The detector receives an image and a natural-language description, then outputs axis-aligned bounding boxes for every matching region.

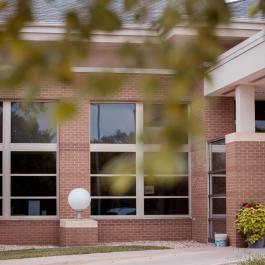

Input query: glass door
[208,139,226,241]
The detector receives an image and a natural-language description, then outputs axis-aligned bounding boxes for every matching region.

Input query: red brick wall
[98,219,192,242]
[59,227,98,246]
[0,220,59,245]
[226,141,265,247]
[191,96,235,243]
[0,76,236,245]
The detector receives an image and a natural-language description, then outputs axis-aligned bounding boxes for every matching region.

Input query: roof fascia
[14,19,265,43]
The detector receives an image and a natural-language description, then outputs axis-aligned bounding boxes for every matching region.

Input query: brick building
[0,0,264,247]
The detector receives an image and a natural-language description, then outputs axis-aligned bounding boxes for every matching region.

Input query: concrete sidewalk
[0,247,264,265]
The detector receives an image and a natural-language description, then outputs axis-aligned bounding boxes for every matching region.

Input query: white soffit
[204,28,265,96]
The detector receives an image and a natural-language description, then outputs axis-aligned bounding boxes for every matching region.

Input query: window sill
[0,216,59,221]
[91,215,192,220]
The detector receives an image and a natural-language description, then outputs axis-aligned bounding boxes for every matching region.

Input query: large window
[0,102,57,217]
[90,103,189,217]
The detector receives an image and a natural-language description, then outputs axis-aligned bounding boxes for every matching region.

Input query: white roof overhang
[204,28,265,96]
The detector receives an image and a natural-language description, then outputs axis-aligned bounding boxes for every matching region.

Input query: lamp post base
[59,219,98,246]
[76,210,83,219]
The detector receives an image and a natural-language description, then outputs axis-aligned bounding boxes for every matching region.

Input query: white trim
[91,144,136,152]
[226,132,265,143]
[72,67,174,75]
[136,103,144,217]
[16,20,265,43]
[91,215,191,220]
[205,29,265,96]
[0,216,59,220]
[211,145,226,153]
[10,143,57,151]
[91,174,135,177]
[2,102,10,217]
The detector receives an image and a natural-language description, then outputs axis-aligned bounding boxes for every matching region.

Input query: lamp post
[68,188,91,219]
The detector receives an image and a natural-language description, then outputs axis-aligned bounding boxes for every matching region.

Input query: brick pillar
[191,140,208,242]
[226,133,265,247]
[59,99,90,219]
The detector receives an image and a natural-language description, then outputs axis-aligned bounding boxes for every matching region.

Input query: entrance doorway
[208,139,226,242]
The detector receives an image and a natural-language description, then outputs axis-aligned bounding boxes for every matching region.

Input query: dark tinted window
[0,103,2,142]
[212,198,226,215]
[0,176,2,197]
[91,152,135,174]
[11,152,56,174]
[91,176,136,196]
[11,176,56,196]
[144,198,189,215]
[211,153,226,173]
[0,152,2,174]
[144,176,188,196]
[143,104,188,144]
[91,104,136,144]
[256,101,265,132]
[0,199,2,215]
[91,199,136,215]
[212,177,226,195]
[11,199,56,216]
[11,102,56,143]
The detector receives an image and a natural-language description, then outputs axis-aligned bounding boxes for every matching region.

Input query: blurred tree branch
[0,0,264,165]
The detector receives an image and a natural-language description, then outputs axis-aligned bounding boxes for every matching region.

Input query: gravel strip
[0,240,215,251]
[0,245,57,251]
[100,240,215,249]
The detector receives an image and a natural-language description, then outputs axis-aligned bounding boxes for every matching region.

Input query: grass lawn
[0,245,169,260]
[240,257,265,265]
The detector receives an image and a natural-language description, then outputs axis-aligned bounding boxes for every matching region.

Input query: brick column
[59,99,90,219]
[226,133,265,247]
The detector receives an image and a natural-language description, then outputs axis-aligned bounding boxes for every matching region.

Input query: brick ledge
[226,132,265,143]
[60,219,98,228]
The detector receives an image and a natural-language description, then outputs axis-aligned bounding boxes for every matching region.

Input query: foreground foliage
[0,245,168,260]
[0,0,264,172]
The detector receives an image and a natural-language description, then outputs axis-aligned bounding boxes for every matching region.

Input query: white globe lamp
[68,188,91,219]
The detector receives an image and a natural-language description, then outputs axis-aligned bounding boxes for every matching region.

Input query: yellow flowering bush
[236,202,265,244]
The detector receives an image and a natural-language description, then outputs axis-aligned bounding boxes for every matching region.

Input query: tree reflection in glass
[11,102,56,143]
[91,103,136,144]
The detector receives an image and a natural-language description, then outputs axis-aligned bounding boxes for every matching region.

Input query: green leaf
[52,101,77,123]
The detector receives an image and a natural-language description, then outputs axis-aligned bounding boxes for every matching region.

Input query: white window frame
[90,102,191,219]
[0,101,58,220]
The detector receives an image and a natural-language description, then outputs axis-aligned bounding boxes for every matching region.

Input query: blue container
[215,234,228,247]
[248,238,265,248]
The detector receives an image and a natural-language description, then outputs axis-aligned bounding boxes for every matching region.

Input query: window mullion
[3,102,11,217]
[136,103,144,217]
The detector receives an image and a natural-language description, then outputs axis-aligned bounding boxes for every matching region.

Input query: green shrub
[236,202,265,244]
